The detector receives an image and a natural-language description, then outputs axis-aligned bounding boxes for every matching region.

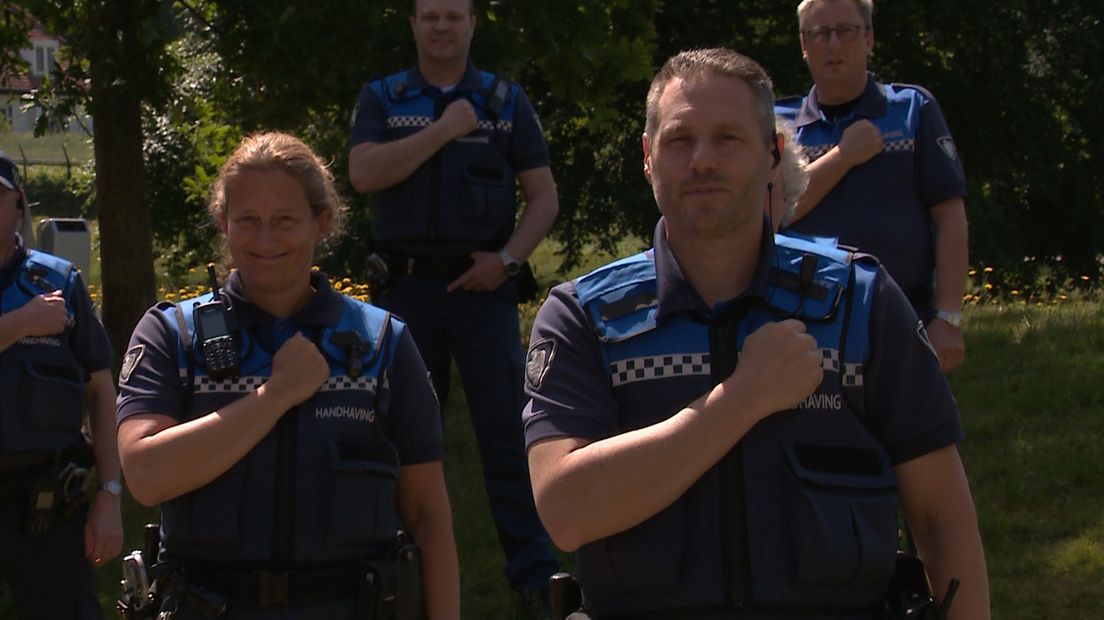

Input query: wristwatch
[98,479,123,497]
[497,248,521,277]
[933,309,964,328]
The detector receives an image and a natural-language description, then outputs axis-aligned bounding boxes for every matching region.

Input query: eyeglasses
[803,24,866,46]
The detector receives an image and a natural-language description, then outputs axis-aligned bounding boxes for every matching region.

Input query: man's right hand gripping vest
[0,250,85,454]
[368,71,520,250]
[572,234,899,615]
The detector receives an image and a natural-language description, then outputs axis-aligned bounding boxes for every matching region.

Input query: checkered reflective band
[609,348,861,388]
[193,375,379,394]
[610,353,710,387]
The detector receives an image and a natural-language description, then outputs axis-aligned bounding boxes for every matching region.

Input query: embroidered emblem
[119,345,145,384]
[937,136,957,160]
[525,339,556,391]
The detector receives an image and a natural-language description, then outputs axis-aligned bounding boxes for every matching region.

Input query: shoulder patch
[937,136,957,161]
[119,344,145,385]
[349,101,360,128]
[525,339,556,391]
[915,320,939,360]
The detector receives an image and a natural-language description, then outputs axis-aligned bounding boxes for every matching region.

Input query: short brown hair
[645,48,776,148]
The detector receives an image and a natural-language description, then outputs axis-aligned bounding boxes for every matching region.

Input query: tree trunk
[87,0,156,366]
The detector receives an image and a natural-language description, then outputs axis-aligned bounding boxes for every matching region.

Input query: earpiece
[770,131,781,168]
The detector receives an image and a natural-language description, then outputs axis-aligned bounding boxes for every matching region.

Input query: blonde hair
[209,132,347,241]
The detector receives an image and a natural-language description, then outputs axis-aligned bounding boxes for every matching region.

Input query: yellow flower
[984,283,993,290]
[983,266,994,273]
[967,269,977,276]
[1011,289,1020,296]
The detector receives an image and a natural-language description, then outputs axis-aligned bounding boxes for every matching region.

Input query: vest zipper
[710,307,751,606]
[272,406,299,564]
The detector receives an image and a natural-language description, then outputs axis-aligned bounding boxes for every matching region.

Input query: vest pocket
[169,460,246,549]
[324,441,399,548]
[786,444,898,593]
[460,162,514,232]
[19,358,85,433]
[577,499,685,597]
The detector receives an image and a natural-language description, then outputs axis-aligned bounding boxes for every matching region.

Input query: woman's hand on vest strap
[728,319,823,420]
[264,333,330,408]
[15,292,69,337]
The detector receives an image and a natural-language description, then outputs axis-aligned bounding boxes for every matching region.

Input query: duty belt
[192,565,363,608]
[383,253,473,281]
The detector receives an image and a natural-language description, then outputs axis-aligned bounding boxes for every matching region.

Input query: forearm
[86,370,121,481]
[790,147,853,224]
[413,512,460,619]
[398,463,460,619]
[918,519,990,620]
[119,385,295,505]
[898,446,990,620]
[531,382,761,551]
[931,198,969,312]
[349,126,452,193]
[507,183,560,260]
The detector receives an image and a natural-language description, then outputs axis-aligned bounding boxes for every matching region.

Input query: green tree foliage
[4,1,1102,307]
[0,0,178,359]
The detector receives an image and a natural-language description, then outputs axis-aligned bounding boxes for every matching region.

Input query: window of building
[32,42,58,77]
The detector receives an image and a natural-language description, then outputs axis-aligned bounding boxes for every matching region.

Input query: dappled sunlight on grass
[1050,519,1104,575]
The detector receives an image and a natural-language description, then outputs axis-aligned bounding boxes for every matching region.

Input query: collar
[407,60,484,93]
[794,72,887,126]
[653,216,776,320]
[222,270,344,330]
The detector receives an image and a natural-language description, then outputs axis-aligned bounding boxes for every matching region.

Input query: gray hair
[797,0,874,30]
[775,121,808,227]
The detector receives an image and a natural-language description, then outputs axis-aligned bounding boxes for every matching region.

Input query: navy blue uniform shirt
[776,73,966,294]
[1,238,112,379]
[522,219,962,613]
[117,271,442,466]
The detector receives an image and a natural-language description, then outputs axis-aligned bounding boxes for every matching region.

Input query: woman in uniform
[117,132,460,619]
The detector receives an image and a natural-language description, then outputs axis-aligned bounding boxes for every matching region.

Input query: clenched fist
[729,319,823,420]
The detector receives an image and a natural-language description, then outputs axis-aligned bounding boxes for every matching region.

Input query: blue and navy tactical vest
[0,250,86,454]
[572,235,898,616]
[156,293,405,566]
[367,70,521,254]
[775,78,953,293]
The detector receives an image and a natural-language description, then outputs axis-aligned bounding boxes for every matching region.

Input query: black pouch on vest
[24,474,59,537]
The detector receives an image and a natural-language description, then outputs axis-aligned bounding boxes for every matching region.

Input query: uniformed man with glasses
[776,0,971,375]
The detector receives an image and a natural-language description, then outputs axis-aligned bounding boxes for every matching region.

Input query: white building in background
[1,22,92,136]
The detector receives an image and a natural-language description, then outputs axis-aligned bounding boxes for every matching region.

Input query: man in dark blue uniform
[348,0,560,611]
[0,152,123,618]
[775,0,970,374]
[523,48,989,619]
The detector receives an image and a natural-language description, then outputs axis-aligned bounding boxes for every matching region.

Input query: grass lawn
[951,301,1104,618]
[0,130,93,164]
[7,231,1093,618]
